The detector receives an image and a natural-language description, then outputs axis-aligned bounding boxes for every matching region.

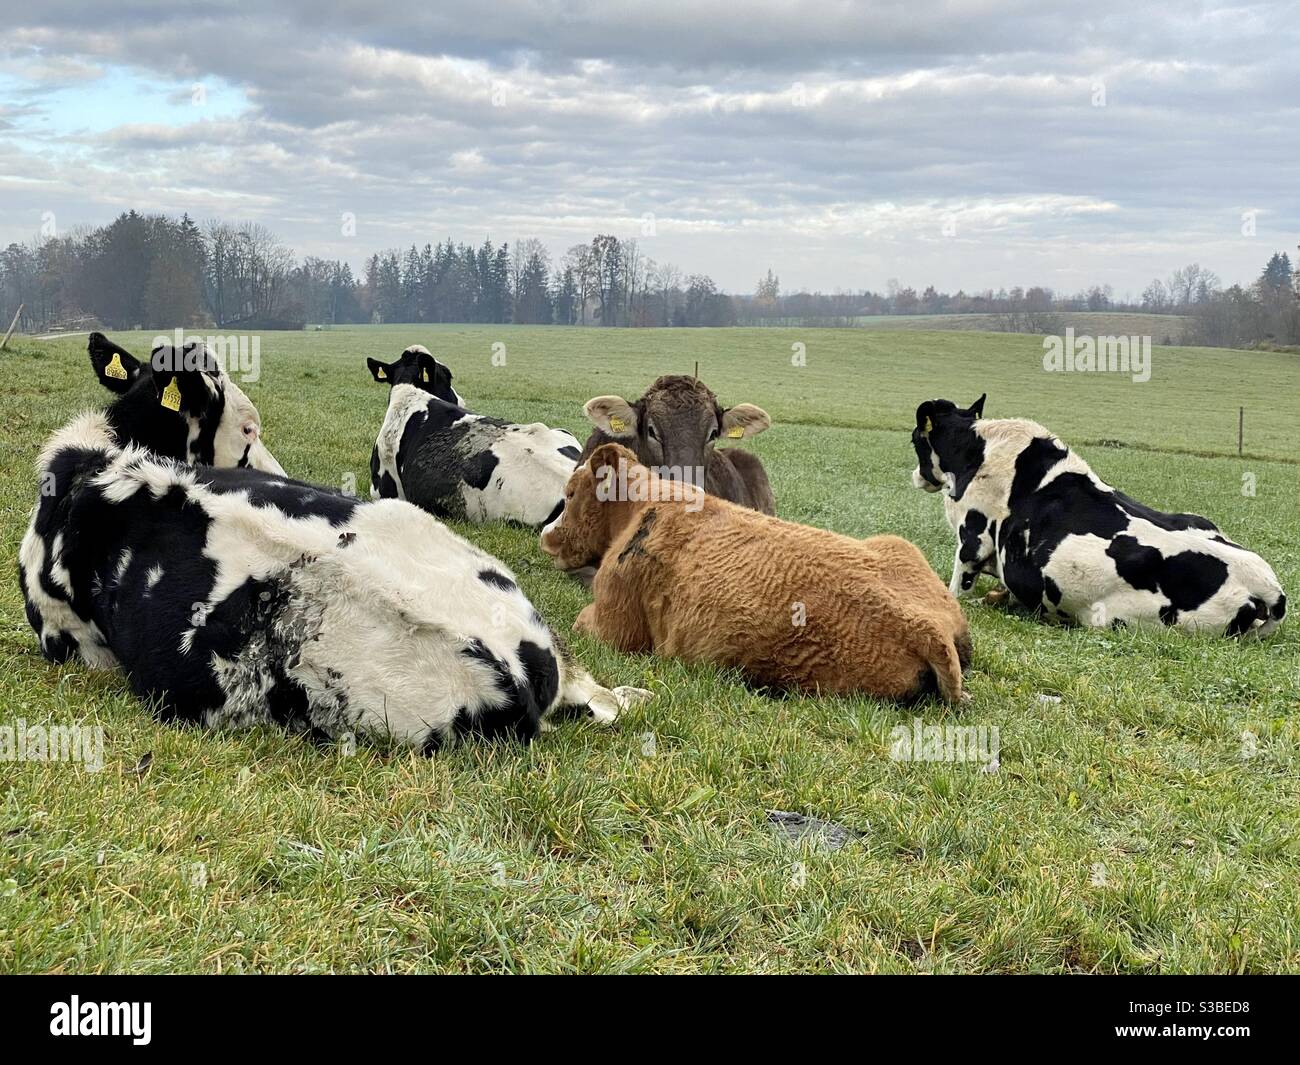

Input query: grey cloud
[1,2,1297,294]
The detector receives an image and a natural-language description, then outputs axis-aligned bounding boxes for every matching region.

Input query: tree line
[2,211,1295,350]
[0,212,735,333]
[737,257,1300,348]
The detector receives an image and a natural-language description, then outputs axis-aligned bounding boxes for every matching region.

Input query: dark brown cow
[579,375,775,514]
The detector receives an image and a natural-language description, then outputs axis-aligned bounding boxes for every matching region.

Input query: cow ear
[916,401,937,434]
[966,393,986,419]
[367,357,393,383]
[588,442,633,474]
[88,333,141,394]
[584,396,638,438]
[149,344,216,417]
[720,403,770,440]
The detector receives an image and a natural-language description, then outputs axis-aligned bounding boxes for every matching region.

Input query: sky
[2,1,1297,297]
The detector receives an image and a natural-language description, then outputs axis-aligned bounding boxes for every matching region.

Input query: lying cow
[911,395,1286,636]
[368,345,581,526]
[541,443,971,703]
[19,337,649,748]
[580,375,776,514]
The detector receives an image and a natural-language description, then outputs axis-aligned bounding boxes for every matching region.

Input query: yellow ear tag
[421,368,429,382]
[105,353,129,380]
[727,425,745,439]
[609,416,627,433]
[924,416,934,433]
[160,377,182,412]
[376,366,386,380]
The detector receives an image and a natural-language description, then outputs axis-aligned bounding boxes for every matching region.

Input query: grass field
[2,324,1298,973]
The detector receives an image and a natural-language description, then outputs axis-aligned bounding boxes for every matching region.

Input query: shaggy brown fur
[541,444,972,703]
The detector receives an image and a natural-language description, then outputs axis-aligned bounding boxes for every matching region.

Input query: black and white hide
[910,396,1286,636]
[19,341,649,748]
[367,346,581,526]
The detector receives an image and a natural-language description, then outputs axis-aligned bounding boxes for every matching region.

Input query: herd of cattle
[17,334,1287,751]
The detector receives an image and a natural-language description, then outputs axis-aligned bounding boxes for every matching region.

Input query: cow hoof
[585,690,621,725]
[983,586,1010,606]
[612,685,654,708]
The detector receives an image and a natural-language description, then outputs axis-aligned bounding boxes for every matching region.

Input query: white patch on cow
[113,548,134,582]
[145,564,165,591]
[458,423,578,525]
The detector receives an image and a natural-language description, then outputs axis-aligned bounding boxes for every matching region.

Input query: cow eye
[708,426,719,441]
[646,424,658,441]
[242,420,259,440]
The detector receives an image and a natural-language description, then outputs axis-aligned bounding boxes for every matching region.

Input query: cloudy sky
[2,1,1296,296]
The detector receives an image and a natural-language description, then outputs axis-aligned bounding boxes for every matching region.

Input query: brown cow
[580,375,775,514]
[541,443,972,703]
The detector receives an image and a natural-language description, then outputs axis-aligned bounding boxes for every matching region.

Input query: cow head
[89,332,284,474]
[540,442,643,572]
[367,345,463,407]
[911,393,986,494]
[583,375,769,485]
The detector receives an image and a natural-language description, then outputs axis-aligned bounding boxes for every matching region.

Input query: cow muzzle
[912,467,942,493]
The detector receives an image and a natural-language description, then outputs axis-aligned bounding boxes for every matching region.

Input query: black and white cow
[367,345,581,526]
[910,395,1286,636]
[19,338,650,748]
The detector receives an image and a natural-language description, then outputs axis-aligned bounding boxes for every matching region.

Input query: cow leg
[949,546,973,597]
[577,567,654,653]
[555,666,653,725]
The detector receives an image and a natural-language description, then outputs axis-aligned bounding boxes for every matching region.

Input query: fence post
[0,303,22,350]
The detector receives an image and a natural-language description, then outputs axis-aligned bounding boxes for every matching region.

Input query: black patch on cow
[516,640,559,715]
[191,467,359,526]
[542,499,564,528]
[1114,490,1218,533]
[378,471,398,498]
[1226,598,1268,637]
[1106,535,1162,593]
[1043,575,1063,607]
[478,568,516,591]
[1272,594,1287,620]
[958,509,988,563]
[463,449,499,491]
[453,639,541,744]
[617,508,658,564]
[557,444,581,462]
